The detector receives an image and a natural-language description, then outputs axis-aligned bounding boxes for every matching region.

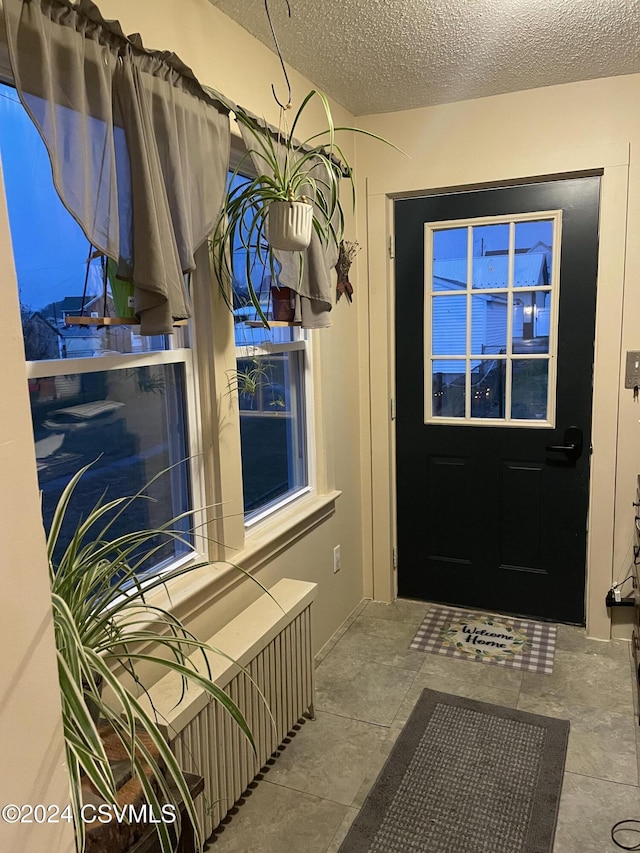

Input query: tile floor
[208,598,640,852]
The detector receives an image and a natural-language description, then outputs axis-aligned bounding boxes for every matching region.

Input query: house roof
[58,296,85,312]
[433,253,548,290]
[26,311,63,337]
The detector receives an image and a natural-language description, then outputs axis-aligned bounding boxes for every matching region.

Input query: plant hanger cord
[276,103,293,197]
[265,0,292,110]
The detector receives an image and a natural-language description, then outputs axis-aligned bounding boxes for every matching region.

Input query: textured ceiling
[209,0,640,115]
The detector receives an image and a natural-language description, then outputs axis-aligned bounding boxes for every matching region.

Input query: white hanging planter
[267,200,313,251]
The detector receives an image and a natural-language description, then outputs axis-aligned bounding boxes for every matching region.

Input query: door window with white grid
[426,213,561,426]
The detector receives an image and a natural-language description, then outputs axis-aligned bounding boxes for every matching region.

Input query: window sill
[240,489,341,568]
[245,485,312,528]
[142,489,342,625]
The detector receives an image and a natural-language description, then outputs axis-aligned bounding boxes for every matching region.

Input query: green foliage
[50,463,270,853]
[227,356,285,409]
[210,89,398,327]
[229,357,274,397]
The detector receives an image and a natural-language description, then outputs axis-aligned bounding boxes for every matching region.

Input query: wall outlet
[333,545,341,574]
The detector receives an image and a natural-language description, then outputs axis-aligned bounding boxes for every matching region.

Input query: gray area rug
[339,689,569,853]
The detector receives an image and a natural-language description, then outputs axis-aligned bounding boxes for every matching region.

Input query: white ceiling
[209,0,640,116]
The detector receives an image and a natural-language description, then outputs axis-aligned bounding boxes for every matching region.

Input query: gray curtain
[239,123,339,329]
[3,0,230,334]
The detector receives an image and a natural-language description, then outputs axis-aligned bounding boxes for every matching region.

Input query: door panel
[428,455,472,563]
[395,177,600,623]
[500,461,545,571]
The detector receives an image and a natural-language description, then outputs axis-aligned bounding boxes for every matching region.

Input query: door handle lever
[545,426,583,461]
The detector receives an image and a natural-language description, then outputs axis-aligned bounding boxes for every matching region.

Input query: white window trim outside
[235,332,315,529]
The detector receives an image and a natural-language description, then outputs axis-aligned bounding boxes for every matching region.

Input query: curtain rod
[204,85,350,178]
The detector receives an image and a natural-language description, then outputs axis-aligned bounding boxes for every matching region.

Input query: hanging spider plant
[50,462,272,853]
[210,89,398,327]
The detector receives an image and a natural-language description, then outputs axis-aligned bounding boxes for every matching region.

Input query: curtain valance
[3,0,231,334]
[2,0,341,333]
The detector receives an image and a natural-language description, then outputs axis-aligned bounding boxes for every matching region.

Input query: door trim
[363,148,629,638]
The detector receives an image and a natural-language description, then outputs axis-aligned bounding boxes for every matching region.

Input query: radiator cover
[141,578,317,839]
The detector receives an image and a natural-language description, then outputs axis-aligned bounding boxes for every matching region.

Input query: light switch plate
[625,351,640,388]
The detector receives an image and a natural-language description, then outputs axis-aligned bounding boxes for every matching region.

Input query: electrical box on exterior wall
[625,351,640,389]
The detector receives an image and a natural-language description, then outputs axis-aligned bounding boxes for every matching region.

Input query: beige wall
[0,159,75,849]
[5,5,638,839]
[0,0,368,839]
[102,0,363,653]
[93,0,365,655]
[355,75,640,638]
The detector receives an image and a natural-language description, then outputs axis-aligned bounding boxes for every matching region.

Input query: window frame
[226,139,316,528]
[424,210,562,428]
[3,62,337,609]
[0,72,209,577]
[23,342,209,574]
[238,337,313,528]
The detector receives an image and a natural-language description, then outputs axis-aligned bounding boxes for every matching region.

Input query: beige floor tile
[554,773,640,852]
[314,651,416,726]
[261,711,391,806]
[520,649,634,715]
[207,781,347,853]
[418,649,524,691]
[362,597,431,627]
[393,673,520,726]
[331,615,427,670]
[556,624,631,661]
[316,600,368,665]
[350,726,401,808]
[325,807,359,853]
[518,694,638,785]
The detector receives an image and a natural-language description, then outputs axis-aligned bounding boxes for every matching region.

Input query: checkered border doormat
[410,605,557,675]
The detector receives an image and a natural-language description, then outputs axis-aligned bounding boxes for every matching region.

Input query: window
[426,214,560,426]
[236,333,309,519]
[0,82,196,572]
[1,75,318,579]
[228,171,310,520]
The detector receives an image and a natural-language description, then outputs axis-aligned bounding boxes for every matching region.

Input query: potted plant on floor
[210,89,398,327]
[50,462,269,853]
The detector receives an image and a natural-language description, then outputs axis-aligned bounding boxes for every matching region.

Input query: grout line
[296,707,393,731]
[260,774,354,807]
[315,598,370,665]
[324,807,359,853]
[311,707,397,727]
[563,770,640,791]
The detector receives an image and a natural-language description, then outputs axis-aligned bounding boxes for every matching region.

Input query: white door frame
[362,144,629,639]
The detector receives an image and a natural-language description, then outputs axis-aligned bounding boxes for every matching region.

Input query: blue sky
[0,82,95,315]
[434,220,553,262]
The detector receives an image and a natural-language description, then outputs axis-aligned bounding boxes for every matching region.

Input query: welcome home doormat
[410,605,557,675]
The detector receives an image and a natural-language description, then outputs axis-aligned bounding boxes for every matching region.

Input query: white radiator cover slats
[141,578,317,840]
